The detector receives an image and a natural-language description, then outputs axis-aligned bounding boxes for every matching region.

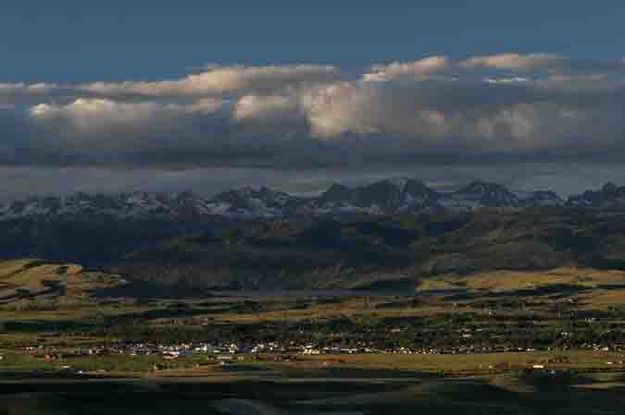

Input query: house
[162,351,180,360]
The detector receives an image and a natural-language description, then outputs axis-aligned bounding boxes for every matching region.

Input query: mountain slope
[114,208,625,290]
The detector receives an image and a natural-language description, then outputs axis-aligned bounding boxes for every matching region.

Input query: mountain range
[1,179,624,221]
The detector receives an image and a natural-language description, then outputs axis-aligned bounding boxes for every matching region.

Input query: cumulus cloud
[362,56,450,82]
[460,53,563,71]
[301,82,368,138]
[233,95,299,121]
[295,70,625,163]
[81,64,340,98]
[0,54,624,168]
[29,98,219,136]
[23,98,229,165]
[0,82,58,96]
[299,81,608,152]
[183,98,224,114]
[0,83,61,109]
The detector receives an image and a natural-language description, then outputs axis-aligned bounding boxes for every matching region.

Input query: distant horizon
[3,162,625,203]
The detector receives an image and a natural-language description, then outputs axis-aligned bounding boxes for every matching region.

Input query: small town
[18,338,625,368]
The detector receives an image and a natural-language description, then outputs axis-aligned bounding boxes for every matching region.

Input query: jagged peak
[457,181,511,194]
[4,179,625,220]
[321,183,354,198]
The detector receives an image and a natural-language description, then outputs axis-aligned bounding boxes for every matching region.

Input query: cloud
[180,98,224,114]
[233,95,299,121]
[0,82,62,109]
[297,78,625,160]
[80,64,340,98]
[460,53,563,71]
[362,56,450,82]
[23,98,230,165]
[0,82,58,96]
[0,55,624,168]
[29,98,216,136]
[483,77,531,85]
[301,82,367,138]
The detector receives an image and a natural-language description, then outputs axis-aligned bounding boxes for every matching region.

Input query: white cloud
[483,77,531,84]
[301,82,456,140]
[81,64,340,98]
[362,56,450,82]
[31,98,174,130]
[460,53,563,71]
[301,82,372,138]
[0,82,58,96]
[29,98,222,140]
[233,94,298,121]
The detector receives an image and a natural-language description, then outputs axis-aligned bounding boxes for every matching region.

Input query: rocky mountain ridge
[2,179,624,221]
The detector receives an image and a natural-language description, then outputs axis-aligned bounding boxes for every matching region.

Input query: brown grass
[418,267,625,293]
[0,258,121,305]
[288,350,625,374]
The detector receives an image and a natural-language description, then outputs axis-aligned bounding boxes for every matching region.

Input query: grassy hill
[418,267,625,293]
[0,258,123,306]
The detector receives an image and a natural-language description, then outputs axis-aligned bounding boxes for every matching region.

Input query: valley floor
[5,259,625,413]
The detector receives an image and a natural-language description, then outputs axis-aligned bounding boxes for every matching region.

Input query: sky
[2,0,625,199]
